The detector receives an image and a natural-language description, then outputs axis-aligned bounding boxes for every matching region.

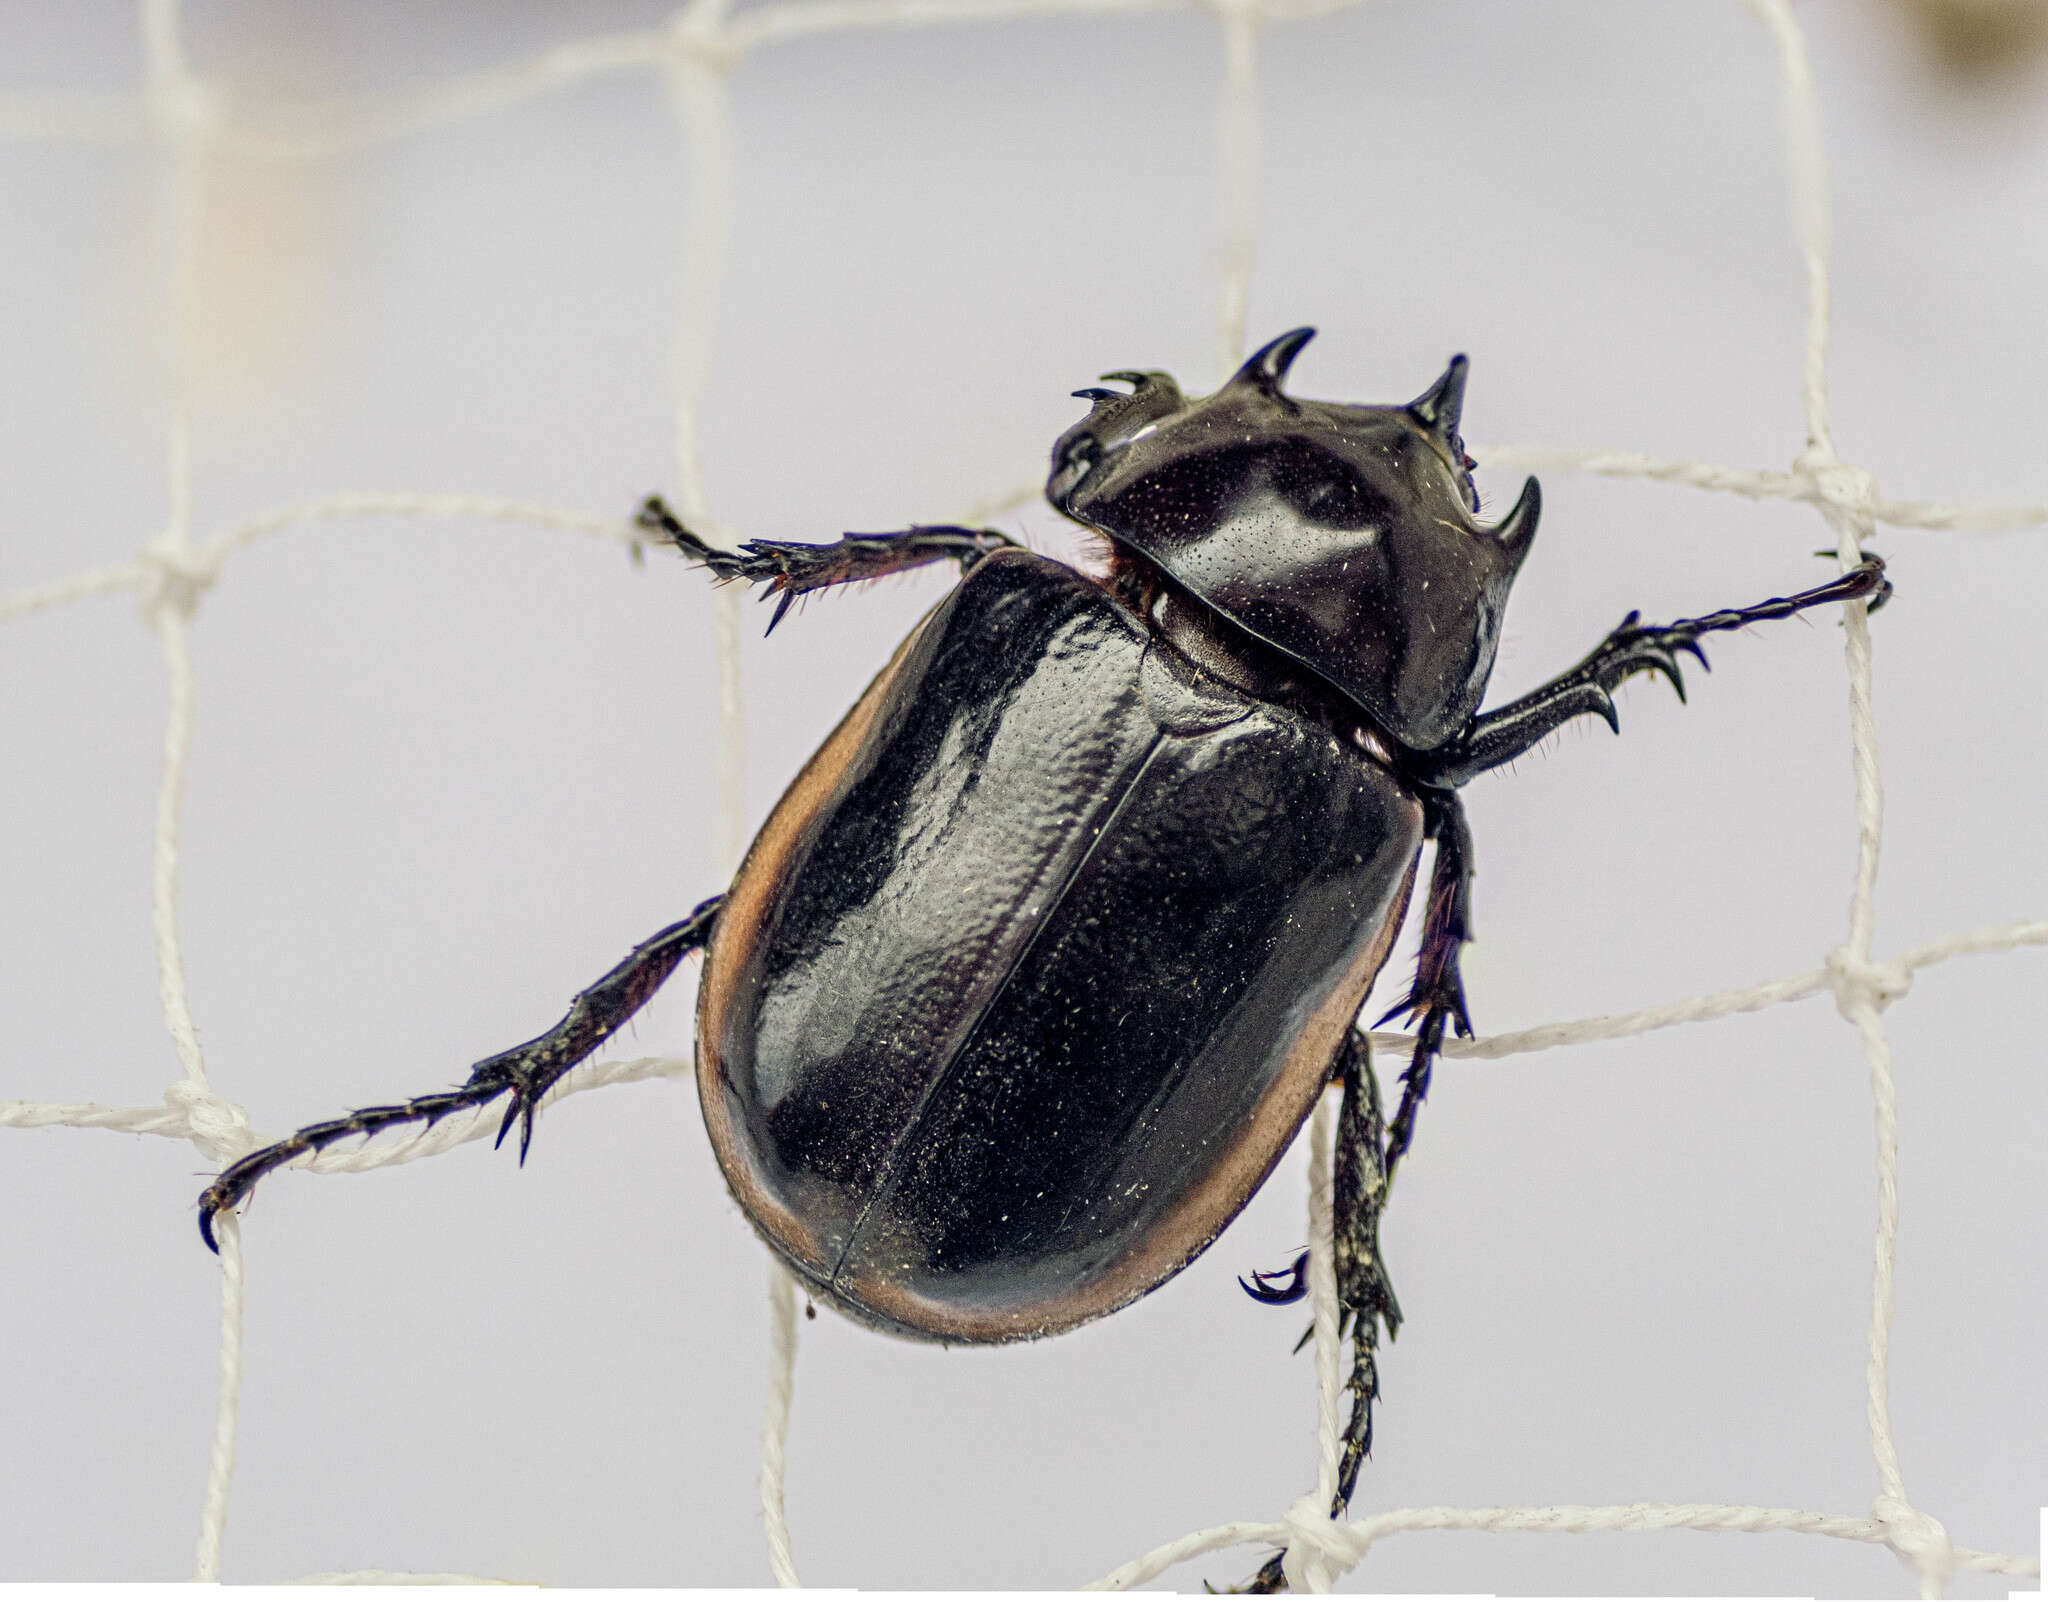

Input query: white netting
[3,0,2043,1591]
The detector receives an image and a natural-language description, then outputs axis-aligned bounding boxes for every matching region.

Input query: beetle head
[1048,327,1540,751]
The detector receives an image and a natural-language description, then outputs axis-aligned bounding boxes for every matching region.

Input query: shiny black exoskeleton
[196,329,1888,1592]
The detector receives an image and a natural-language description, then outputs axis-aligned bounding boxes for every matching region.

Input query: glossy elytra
[198,329,1888,1592]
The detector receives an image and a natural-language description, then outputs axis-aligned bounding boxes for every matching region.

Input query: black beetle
[197,328,1886,1591]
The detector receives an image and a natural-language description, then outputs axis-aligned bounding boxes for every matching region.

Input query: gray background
[2,0,2044,1592]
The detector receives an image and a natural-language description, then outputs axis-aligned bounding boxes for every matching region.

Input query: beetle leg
[1376,789,1475,1186]
[1236,1033,1402,1595]
[636,495,1020,633]
[196,895,722,1251]
[1418,555,1889,787]
[1330,1030,1402,1503]
[1238,1250,1310,1305]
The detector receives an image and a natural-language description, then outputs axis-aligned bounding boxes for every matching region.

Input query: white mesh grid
[2,0,2043,1591]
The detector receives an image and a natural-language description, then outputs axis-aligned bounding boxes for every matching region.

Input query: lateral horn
[1408,354,1470,442]
[1490,476,1541,560]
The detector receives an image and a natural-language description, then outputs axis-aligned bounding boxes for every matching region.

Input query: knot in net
[164,1080,255,1166]
[1870,1493,1957,1596]
[1791,447,1882,562]
[137,536,223,624]
[1278,1491,1355,1594]
[1825,945,1914,1018]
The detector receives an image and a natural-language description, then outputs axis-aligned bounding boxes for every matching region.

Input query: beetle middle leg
[636,495,1019,631]
[1377,788,1475,1185]
[1238,1031,1403,1595]
[196,894,722,1250]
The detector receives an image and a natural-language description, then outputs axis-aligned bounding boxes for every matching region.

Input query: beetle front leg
[636,495,1019,632]
[196,894,722,1250]
[1419,555,1889,787]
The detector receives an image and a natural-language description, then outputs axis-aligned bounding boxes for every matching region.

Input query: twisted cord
[761,1266,803,1587]
[1086,1499,2040,1592]
[1,1100,189,1136]
[131,1,244,1576]
[1212,0,1261,381]
[0,561,151,621]
[1469,444,2048,534]
[645,0,807,1580]
[1742,5,1934,1588]
[194,1216,244,1584]
[1275,1096,1345,1594]
[1,1054,685,1157]
[200,491,620,564]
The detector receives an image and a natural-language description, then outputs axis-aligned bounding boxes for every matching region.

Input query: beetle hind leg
[467,893,722,1162]
[196,894,722,1250]
[1234,1033,1402,1595]
[1330,1032,1402,1507]
[1238,1251,1311,1305]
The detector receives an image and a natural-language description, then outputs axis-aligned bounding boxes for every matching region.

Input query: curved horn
[1408,354,1470,442]
[1071,387,1122,402]
[1490,476,1540,562]
[1225,327,1316,396]
[1100,369,1185,405]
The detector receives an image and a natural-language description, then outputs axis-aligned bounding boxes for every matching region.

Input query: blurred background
[2,0,2044,1591]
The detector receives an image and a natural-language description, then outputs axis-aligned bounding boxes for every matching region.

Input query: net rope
[1,0,2042,1590]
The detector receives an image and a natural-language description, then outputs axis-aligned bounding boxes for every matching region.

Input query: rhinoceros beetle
[197,329,1887,1591]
